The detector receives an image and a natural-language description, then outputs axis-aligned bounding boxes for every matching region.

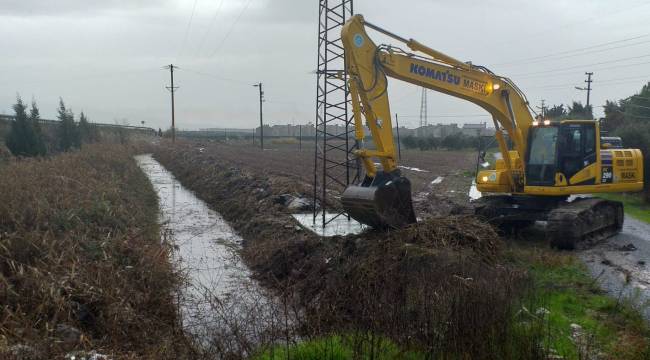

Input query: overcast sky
[2,0,649,130]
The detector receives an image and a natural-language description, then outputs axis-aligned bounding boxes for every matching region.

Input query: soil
[151,140,532,357]
[170,140,477,216]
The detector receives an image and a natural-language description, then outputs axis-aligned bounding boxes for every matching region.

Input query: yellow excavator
[340,15,644,249]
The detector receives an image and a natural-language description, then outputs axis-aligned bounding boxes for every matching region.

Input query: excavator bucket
[342,171,417,229]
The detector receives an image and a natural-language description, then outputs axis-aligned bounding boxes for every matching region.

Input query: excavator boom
[341,14,533,228]
[340,15,644,246]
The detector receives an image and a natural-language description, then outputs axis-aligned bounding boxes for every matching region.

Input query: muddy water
[293,212,367,237]
[135,154,265,341]
[579,217,650,320]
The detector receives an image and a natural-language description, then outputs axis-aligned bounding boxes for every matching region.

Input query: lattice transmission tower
[312,0,359,227]
[419,88,428,127]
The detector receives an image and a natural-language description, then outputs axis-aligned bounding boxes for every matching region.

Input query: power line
[499,39,650,68]
[489,1,650,49]
[630,94,650,101]
[526,74,650,90]
[208,0,254,59]
[514,60,650,80]
[194,0,225,57]
[176,0,200,60]
[18,68,160,85]
[625,103,650,110]
[621,112,650,119]
[179,67,251,85]
[511,53,650,77]
[493,33,650,67]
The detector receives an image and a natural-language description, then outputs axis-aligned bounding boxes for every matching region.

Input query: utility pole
[536,99,546,118]
[576,72,594,108]
[299,124,302,151]
[253,82,264,149]
[395,113,402,160]
[163,64,179,143]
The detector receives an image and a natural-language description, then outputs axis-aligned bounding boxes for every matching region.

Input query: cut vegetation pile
[154,142,544,358]
[0,144,190,359]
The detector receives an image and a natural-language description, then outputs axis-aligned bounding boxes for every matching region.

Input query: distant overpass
[0,114,156,133]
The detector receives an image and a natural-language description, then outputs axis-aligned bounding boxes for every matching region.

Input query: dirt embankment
[154,141,544,358]
[0,144,191,359]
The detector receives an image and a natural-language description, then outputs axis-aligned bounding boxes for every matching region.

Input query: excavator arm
[341,14,537,228]
[343,14,537,189]
[341,15,644,250]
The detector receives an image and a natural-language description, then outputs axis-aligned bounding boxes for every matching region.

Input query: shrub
[0,144,189,358]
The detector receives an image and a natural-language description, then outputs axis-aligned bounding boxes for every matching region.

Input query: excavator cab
[525,121,597,186]
[480,121,602,190]
[342,169,416,229]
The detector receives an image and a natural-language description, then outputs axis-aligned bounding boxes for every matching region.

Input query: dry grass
[0,144,192,359]
[154,141,546,359]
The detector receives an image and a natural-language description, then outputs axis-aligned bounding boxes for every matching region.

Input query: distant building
[458,123,495,137]
[251,121,494,139]
[255,123,317,137]
[461,123,486,137]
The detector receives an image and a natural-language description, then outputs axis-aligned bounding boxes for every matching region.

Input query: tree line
[401,132,483,151]
[5,95,99,157]
[600,82,650,202]
[543,101,594,120]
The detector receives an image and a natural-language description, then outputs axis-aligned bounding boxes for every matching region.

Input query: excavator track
[546,198,624,250]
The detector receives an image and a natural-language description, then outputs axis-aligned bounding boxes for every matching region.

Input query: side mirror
[602,143,612,149]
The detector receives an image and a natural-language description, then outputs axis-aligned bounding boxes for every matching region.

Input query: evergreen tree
[78,111,99,143]
[5,95,42,157]
[601,100,625,132]
[545,104,566,119]
[57,98,81,151]
[29,100,47,155]
[622,82,650,121]
[568,101,593,119]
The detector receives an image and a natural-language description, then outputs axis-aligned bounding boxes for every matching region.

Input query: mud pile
[154,142,538,358]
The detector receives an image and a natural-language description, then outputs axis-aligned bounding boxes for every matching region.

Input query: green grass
[255,246,650,360]
[254,335,424,360]
[597,193,650,224]
[511,246,650,359]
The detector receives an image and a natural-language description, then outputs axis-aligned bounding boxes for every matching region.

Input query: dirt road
[579,216,650,319]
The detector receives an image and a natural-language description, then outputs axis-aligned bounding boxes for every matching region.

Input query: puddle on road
[579,216,650,320]
[135,154,268,342]
[293,212,367,237]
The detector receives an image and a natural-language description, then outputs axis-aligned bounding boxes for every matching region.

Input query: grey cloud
[0,0,169,16]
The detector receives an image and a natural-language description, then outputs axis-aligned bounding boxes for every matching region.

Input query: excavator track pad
[342,171,417,229]
[474,195,624,250]
[546,198,624,250]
